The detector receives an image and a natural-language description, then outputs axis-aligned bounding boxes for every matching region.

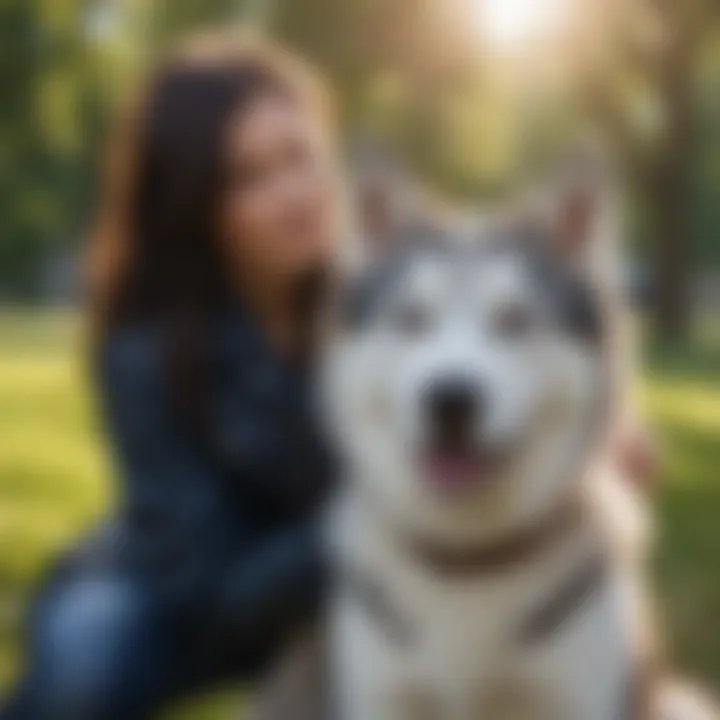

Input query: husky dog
[320,179,714,720]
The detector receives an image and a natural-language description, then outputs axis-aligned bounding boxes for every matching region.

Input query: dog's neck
[395,493,587,579]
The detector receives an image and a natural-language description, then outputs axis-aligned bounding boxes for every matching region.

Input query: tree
[1,0,718,308]
[583,0,720,341]
[0,0,97,297]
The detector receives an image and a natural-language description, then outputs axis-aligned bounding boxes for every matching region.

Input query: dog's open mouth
[422,441,505,496]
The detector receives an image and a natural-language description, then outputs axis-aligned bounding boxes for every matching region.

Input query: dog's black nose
[425,377,482,439]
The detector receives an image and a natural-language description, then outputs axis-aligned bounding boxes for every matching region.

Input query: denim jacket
[85,309,334,675]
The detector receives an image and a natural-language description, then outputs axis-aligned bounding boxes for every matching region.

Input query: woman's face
[219,93,337,287]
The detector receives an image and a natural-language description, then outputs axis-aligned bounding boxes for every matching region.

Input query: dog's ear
[548,148,610,261]
[355,171,408,250]
[554,175,598,258]
[514,146,621,289]
[552,149,623,293]
[346,139,420,267]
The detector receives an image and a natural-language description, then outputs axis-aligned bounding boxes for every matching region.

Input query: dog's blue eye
[392,302,432,337]
[493,304,535,338]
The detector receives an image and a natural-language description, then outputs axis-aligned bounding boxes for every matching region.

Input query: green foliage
[0,0,101,296]
[0,1,718,301]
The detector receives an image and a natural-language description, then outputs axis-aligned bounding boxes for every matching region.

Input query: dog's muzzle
[421,376,503,496]
[424,375,484,445]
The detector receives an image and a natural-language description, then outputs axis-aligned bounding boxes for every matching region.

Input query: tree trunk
[650,2,695,342]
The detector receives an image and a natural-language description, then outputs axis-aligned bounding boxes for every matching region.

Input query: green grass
[0,308,718,716]
[643,320,720,685]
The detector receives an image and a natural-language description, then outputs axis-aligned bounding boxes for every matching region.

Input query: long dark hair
[88,33,332,429]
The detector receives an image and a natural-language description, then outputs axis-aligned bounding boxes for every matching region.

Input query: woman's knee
[23,578,158,719]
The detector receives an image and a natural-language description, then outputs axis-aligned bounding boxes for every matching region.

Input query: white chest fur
[329,497,638,720]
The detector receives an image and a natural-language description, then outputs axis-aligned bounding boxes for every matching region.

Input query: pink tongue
[426,452,483,492]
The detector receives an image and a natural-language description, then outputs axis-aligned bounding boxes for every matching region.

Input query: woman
[2,33,338,719]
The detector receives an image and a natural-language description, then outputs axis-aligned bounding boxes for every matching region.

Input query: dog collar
[401,497,583,579]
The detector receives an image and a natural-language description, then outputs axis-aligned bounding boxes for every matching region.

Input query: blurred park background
[0,0,718,717]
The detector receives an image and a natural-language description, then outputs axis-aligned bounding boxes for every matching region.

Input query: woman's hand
[615,425,661,493]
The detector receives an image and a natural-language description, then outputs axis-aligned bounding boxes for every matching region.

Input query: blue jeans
[1,574,182,720]
[1,557,257,720]
[1,550,320,719]
[0,515,325,719]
